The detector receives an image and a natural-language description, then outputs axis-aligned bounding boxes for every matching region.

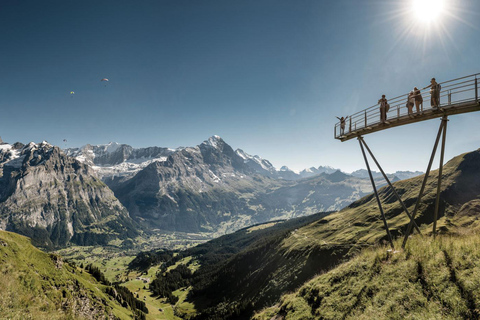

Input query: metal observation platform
[334,73,480,250]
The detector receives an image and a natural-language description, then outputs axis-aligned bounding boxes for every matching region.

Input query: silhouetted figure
[378,95,389,123]
[336,116,348,135]
[413,86,423,113]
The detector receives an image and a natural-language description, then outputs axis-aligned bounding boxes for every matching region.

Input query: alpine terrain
[122,148,480,319]
[0,141,137,249]
[66,135,418,235]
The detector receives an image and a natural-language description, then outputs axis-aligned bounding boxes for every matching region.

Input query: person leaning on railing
[413,86,423,113]
[422,78,441,108]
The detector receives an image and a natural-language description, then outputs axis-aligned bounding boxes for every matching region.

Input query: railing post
[365,110,367,128]
[476,77,478,102]
[349,117,352,133]
[397,105,400,118]
[334,124,337,138]
[448,90,451,105]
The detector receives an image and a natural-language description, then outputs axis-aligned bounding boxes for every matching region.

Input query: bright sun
[412,0,445,23]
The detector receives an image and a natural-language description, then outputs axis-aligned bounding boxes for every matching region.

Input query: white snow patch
[104,142,121,153]
[92,157,167,177]
[204,135,222,149]
[0,144,12,151]
[165,194,177,203]
[209,170,221,183]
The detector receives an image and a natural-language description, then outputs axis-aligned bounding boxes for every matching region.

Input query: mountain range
[66,135,421,234]
[0,135,422,247]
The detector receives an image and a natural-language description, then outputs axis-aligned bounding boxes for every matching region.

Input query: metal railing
[334,73,480,139]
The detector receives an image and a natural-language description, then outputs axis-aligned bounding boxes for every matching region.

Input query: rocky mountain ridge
[0,141,137,248]
[63,136,422,234]
[66,135,422,182]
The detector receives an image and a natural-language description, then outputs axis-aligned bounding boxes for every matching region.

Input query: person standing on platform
[378,95,389,123]
[336,116,348,135]
[413,86,423,113]
[425,78,441,108]
[407,91,414,115]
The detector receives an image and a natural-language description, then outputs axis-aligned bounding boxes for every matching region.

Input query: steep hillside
[0,230,135,319]
[140,148,480,319]
[0,142,137,248]
[254,233,480,320]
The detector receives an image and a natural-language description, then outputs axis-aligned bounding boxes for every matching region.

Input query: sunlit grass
[254,232,480,319]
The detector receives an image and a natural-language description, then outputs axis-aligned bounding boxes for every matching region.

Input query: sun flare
[412,0,445,23]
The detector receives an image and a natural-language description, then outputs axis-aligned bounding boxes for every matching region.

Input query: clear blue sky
[1,0,480,172]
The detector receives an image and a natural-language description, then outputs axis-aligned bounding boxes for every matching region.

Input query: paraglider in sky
[70,91,75,97]
[101,78,109,87]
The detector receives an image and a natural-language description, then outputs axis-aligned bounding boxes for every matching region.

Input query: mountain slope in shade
[0,142,137,248]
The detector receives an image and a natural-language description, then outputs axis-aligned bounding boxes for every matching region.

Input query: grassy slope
[254,232,480,320]
[176,150,480,319]
[252,150,480,319]
[0,230,132,320]
[278,148,480,261]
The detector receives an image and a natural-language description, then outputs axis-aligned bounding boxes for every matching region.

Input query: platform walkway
[335,73,480,142]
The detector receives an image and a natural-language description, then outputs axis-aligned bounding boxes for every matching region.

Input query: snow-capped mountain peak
[202,135,224,149]
[235,149,276,174]
[103,142,121,153]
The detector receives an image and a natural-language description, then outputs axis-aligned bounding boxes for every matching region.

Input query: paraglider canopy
[101,78,109,82]
[70,91,75,94]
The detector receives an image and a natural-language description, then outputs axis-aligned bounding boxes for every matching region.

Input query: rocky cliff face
[0,142,137,248]
[105,136,375,233]
[109,137,261,232]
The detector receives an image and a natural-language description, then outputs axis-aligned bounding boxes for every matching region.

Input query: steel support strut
[433,116,448,238]
[402,117,447,248]
[358,137,395,250]
[359,137,422,235]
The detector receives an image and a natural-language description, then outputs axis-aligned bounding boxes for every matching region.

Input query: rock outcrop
[0,142,137,248]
